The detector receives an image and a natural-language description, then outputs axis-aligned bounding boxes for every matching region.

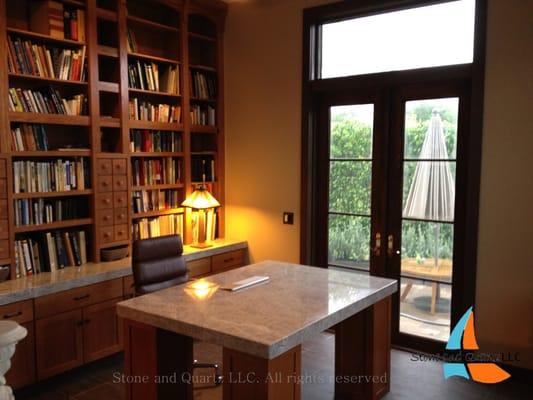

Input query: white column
[0,321,27,400]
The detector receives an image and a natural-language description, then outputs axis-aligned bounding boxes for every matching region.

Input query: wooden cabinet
[83,298,122,363]
[212,249,245,273]
[187,257,211,278]
[35,309,84,380]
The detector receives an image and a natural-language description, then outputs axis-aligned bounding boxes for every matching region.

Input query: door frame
[301,0,487,354]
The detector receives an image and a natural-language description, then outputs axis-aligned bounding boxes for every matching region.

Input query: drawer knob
[102,181,109,186]
[3,311,22,319]
[105,199,111,204]
[74,294,90,301]
[104,216,109,221]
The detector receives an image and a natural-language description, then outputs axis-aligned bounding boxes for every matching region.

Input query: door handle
[387,234,399,258]
[371,233,381,256]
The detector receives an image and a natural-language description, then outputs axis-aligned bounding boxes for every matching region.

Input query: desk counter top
[117,261,398,359]
[0,240,248,305]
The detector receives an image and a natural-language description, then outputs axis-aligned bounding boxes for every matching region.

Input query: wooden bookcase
[0,0,227,280]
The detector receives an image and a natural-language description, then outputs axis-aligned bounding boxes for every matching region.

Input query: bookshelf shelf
[6,27,86,47]
[62,0,87,7]
[191,151,216,156]
[8,73,88,87]
[190,97,217,104]
[189,32,216,43]
[128,52,179,65]
[8,112,90,126]
[128,88,181,98]
[98,81,120,93]
[127,15,179,33]
[12,150,91,157]
[131,152,184,157]
[191,125,218,134]
[132,183,184,191]
[13,190,93,200]
[14,218,93,234]
[128,120,183,131]
[96,8,117,22]
[132,208,185,219]
[97,45,119,58]
[189,63,217,72]
[100,117,121,128]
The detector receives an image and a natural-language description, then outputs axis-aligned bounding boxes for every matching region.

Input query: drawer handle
[104,199,111,204]
[104,216,110,221]
[74,294,90,301]
[3,311,22,319]
[119,214,125,218]
[104,232,111,238]
[224,257,234,263]
[117,198,123,203]
[102,181,109,187]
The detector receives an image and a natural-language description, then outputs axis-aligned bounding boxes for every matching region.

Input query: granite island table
[117,261,398,400]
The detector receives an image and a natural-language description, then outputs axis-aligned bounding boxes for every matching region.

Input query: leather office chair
[132,235,222,385]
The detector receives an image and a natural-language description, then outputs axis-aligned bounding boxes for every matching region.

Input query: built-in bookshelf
[0,0,227,280]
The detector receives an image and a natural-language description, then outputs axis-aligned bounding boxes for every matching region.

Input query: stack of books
[131,158,182,186]
[14,198,85,226]
[7,36,86,81]
[132,189,181,214]
[29,1,85,41]
[15,230,87,277]
[190,104,216,126]
[132,214,184,240]
[13,158,90,193]
[8,86,87,115]
[11,124,49,151]
[190,70,217,100]
[128,98,181,123]
[130,130,182,153]
[128,61,180,94]
[126,28,138,52]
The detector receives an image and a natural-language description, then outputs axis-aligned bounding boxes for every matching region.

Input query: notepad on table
[221,276,270,292]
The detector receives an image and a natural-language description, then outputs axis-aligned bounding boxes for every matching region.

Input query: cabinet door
[35,309,83,380]
[5,322,36,389]
[83,298,122,363]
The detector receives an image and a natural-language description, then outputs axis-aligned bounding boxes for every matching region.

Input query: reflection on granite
[0,240,247,305]
[117,261,398,359]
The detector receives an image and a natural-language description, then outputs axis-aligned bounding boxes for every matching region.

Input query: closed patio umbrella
[403,109,455,268]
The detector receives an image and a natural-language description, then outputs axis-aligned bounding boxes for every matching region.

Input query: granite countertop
[0,239,248,305]
[117,261,398,359]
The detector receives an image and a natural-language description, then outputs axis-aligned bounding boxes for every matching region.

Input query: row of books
[132,214,184,241]
[190,104,216,126]
[14,198,86,227]
[11,124,49,152]
[15,230,87,277]
[7,36,86,81]
[126,28,139,53]
[9,87,87,116]
[128,61,180,95]
[132,189,182,214]
[128,99,181,123]
[190,70,217,100]
[29,2,85,42]
[130,130,182,153]
[191,209,217,243]
[191,156,216,182]
[13,158,90,193]
[132,158,182,187]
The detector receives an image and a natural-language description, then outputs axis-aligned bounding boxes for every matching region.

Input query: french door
[316,82,470,352]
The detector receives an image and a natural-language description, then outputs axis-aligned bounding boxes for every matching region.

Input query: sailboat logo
[443,307,510,383]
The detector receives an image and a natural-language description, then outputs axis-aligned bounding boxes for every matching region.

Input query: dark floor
[15,332,531,400]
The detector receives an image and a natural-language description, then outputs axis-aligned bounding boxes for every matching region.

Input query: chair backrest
[132,235,188,295]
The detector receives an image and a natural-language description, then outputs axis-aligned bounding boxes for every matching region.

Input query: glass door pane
[328,104,374,273]
[399,98,458,341]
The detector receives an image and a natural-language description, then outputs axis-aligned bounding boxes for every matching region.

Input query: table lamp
[182,184,220,248]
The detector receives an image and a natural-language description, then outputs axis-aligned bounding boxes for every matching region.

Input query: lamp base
[190,242,213,249]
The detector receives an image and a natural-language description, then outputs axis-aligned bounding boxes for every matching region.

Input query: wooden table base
[334,296,391,400]
[123,296,391,400]
[223,345,301,400]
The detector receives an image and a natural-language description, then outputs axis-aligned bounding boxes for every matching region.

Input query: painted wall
[224,0,533,368]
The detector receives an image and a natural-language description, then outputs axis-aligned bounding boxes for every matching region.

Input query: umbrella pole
[434,223,440,269]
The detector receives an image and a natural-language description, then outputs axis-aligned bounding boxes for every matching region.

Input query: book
[132,214,184,240]
[191,156,216,182]
[190,69,217,100]
[131,158,182,186]
[8,86,87,115]
[130,130,182,153]
[11,124,49,152]
[14,198,86,227]
[13,158,90,194]
[190,104,216,126]
[128,99,181,123]
[129,61,180,95]
[132,189,182,214]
